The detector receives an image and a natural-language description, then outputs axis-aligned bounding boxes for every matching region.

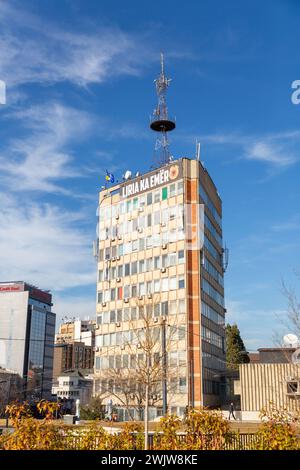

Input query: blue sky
[0,0,300,350]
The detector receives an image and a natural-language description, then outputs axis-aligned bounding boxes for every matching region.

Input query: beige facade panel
[239,363,300,412]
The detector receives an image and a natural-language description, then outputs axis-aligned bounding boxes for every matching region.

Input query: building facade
[55,319,96,347]
[53,342,94,379]
[52,369,93,407]
[234,363,300,414]
[0,281,56,400]
[94,158,226,420]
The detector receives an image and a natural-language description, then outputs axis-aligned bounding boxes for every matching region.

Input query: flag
[105,170,115,184]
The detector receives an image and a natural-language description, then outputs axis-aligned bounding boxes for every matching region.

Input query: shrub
[255,404,300,450]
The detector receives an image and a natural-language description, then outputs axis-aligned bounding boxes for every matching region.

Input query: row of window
[201,301,225,326]
[95,324,186,349]
[95,350,186,369]
[99,231,185,260]
[201,279,224,308]
[202,326,225,351]
[97,300,186,325]
[202,352,226,372]
[204,236,222,265]
[204,213,222,247]
[99,251,184,282]
[99,181,184,221]
[99,206,184,238]
[203,379,221,396]
[56,390,80,396]
[97,276,185,304]
[202,256,224,287]
[199,186,222,228]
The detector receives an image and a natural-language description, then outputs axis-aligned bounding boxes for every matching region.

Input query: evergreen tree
[225,323,249,370]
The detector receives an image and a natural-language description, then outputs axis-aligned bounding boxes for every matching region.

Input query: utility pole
[144,354,149,451]
[161,317,168,415]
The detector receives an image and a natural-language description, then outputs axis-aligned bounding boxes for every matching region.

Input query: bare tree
[94,294,186,447]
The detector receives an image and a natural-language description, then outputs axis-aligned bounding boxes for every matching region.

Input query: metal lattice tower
[150,53,176,167]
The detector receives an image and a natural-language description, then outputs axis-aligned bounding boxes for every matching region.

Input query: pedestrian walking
[228,402,236,420]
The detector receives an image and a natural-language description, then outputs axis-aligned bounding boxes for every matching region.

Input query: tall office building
[94,158,226,420]
[0,281,56,400]
[94,57,226,420]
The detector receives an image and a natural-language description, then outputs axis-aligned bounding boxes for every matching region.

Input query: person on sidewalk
[228,402,236,420]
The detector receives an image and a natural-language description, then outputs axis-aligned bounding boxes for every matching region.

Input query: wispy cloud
[180,129,300,170]
[0,102,95,193]
[0,193,95,291]
[0,1,146,88]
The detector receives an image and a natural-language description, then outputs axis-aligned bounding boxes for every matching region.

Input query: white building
[52,369,93,406]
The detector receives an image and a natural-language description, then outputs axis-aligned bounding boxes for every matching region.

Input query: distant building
[0,281,56,400]
[53,342,94,379]
[53,320,95,379]
[0,368,23,412]
[234,363,300,418]
[52,369,93,407]
[257,347,296,364]
[55,319,95,347]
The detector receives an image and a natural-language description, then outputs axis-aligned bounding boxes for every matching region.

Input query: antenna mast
[150,53,176,167]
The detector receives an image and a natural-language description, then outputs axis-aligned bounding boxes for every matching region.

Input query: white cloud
[0,193,95,291]
[0,102,94,193]
[246,141,296,167]
[0,1,146,88]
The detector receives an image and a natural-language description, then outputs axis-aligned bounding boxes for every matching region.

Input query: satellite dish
[283,333,299,347]
[292,348,300,364]
[124,170,132,180]
[135,171,141,177]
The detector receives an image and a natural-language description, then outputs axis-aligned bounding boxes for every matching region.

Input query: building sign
[120,161,182,198]
[0,283,24,293]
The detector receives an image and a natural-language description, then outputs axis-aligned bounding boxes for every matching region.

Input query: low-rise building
[53,342,94,379]
[52,369,93,407]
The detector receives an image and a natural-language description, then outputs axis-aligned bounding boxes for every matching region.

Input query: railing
[61,431,262,450]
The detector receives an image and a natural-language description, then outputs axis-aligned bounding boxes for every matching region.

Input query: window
[97,314,102,325]
[133,197,138,210]
[110,288,116,301]
[154,256,160,269]
[124,263,130,276]
[138,306,144,319]
[154,279,160,292]
[179,377,187,393]
[99,249,104,262]
[109,356,114,368]
[131,307,137,320]
[178,299,185,314]
[97,292,103,303]
[139,238,145,250]
[131,284,137,297]
[146,258,153,271]
[131,261,137,275]
[162,254,168,268]
[170,183,176,197]
[118,244,123,256]
[132,239,138,251]
[147,192,152,205]
[117,287,123,300]
[139,260,145,273]
[98,270,103,282]
[111,267,116,279]
[154,303,160,316]
[147,213,152,227]
[117,309,122,322]
[139,282,145,296]
[154,211,160,225]
[124,308,130,321]
[161,278,168,292]
[115,355,121,369]
[169,252,176,266]
[162,187,168,200]
[146,281,152,294]
[178,275,185,289]
[177,181,184,194]
[178,250,184,264]
[169,276,176,290]
[161,301,168,316]
[123,354,129,368]
[154,191,160,203]
[105,247,110,260]
[169,300,177,315]
[118,265,123,277]
[110,311,116,323]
